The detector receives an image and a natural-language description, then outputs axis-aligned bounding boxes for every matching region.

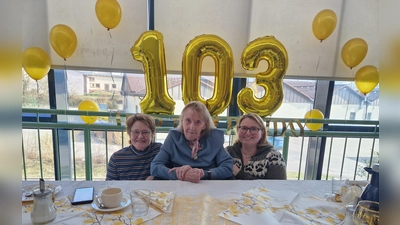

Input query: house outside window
[89,77,95,82]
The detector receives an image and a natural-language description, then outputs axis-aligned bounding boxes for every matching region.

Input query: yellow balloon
[22,47,51,81]
[312,9,337,42]
[95,0,122,30]
[182,34,234,116]
[131,30,175,114]
[78,100,100,124]
[49,24,77,60]
[304,109,324,131]
[238,36,288,117]
[355,65,379,95]
[341,38,368,69]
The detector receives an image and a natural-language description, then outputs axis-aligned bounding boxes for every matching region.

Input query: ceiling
[22,0,379,80]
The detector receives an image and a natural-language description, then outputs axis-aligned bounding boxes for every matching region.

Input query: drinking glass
[352,200,379,225]
[130,189,150,217]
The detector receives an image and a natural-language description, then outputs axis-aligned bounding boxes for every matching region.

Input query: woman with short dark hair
[106,113,161,180]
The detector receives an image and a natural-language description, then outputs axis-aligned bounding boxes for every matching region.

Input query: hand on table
[168,165,192,180]
[182,168,204,183]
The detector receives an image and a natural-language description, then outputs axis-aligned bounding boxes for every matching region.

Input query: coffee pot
[360,163,379,203]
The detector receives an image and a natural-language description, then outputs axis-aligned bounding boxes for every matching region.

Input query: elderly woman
[226,113,287,180]
[150,101,233,182]
[106,113,161,180]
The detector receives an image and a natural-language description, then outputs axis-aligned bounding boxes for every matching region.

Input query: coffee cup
[101,188,123,208]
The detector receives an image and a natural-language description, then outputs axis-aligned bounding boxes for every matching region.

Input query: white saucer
[22,184,62,202]
[92,195,131,212]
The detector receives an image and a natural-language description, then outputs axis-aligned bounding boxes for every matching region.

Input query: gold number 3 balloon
[238,36,288,117]
[182,34,234,116]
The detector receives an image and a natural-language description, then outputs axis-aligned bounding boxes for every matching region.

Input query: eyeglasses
[131,130,151,137]
[238,126,261,134]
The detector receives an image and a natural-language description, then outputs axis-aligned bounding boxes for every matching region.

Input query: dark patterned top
[226,142,287,180]
[106,142,161,180]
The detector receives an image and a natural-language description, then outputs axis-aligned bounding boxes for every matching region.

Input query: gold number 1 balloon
[238,36,288,117]
[131,30,175,114]
[182,34,234,116]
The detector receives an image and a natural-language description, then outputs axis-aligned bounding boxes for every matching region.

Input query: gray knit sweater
[226,142,287,180]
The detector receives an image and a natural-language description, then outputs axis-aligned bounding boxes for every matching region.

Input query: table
[22,180,342,225]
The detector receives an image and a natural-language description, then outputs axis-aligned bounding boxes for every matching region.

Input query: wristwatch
[207,169,212,180]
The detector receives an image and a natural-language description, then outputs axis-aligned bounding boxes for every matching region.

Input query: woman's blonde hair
[126,113,156,144]
[177,101,215,137]
[234,113,270,148]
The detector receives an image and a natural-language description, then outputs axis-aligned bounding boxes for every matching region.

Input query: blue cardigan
[150,129,233,180]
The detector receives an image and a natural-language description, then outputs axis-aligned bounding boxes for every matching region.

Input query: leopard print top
[226,143,287,180]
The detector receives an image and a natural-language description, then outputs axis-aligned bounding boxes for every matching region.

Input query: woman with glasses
[106,114,161,180]
[226,113,287,180]
[150,101,233,182]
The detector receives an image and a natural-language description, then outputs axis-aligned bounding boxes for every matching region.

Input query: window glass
[22,69,50,108]
[330,81,379,120]
[246,78,316,118]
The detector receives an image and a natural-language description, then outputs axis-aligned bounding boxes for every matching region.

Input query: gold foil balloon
[49,24,77,60]
[22,47,51,81]
[312,9,337,42]
[341,38,368,69]
[182,34,234,116]
[355,65,379,95]
[304,109,324,131]
[131,30,175,114]
[78,100,100,124]
[95,0,122,30]
[238,36,288,117]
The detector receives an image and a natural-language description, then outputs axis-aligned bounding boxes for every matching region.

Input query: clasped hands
[168,165,204,183]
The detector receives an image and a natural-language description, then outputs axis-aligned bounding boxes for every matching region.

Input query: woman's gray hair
[177,101,215,137]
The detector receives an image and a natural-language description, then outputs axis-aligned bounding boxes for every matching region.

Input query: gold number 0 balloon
[131,30,175,114]
[182,34,234,116]
[238,36,288,117]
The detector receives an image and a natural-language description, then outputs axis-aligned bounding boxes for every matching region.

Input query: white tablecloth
[22,180,339,225]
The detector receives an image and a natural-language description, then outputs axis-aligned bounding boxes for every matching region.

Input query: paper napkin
[135,190,175,214]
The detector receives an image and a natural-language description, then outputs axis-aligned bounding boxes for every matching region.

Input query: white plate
[22,184,62,202]
[92,195,131,212]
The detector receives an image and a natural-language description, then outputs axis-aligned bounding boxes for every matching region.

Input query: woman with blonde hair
[151,101,233,182]
[226,113,287,180]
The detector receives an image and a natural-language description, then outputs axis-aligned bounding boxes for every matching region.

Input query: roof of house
[122,75,379,103]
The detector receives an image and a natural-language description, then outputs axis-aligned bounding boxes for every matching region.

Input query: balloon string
[315,56,320,72]
[36,81,39,109]
[64,60,69,108]
[109,30,114,66]
[364,94,368,120]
